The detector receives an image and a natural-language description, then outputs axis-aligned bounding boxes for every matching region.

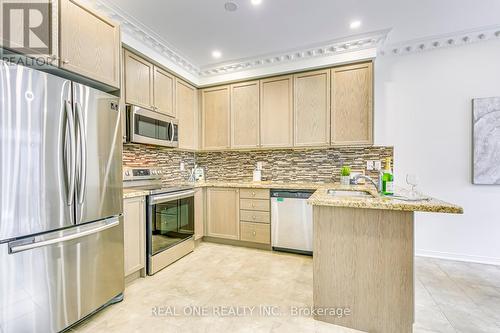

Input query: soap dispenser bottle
[382,157,394,195]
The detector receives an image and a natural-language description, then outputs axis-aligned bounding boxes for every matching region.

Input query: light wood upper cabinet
[202,86,231,150]
[294,70,331,147]
[124,50,154,109]
[176,79,198,150]
[206,188,239,240]
[260,75,294,148]
[231,81,260,148]
[123,197,145,277]
[59,0,120,88]
[154,66,175,116]
[331,62,373,145]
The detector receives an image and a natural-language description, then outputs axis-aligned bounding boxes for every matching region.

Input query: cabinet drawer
[240,199,270,212]
[240,210,270,224]
[239,188,270,199]
[240,222,270,244]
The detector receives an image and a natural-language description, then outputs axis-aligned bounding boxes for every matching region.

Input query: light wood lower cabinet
[123,196,146,277]
[240,222,271,244]
[331,62,373,145]
[177,79,198,150]
[59,0,120,88]
[206,188,239,239]
[202,86,231,150]
[231,81,260,148]
[194,188,205,240]
[260,75,294,148]
[294,69,330,146]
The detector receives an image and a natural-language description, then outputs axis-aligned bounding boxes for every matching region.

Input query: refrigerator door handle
[75,101,87,204]
[64,100,77,206]
[170,121,175,144]
[8,217,120,254]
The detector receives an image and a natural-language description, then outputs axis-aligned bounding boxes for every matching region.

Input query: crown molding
[82,0,201,84]
[379,25,500,56]
[199,30,390,77]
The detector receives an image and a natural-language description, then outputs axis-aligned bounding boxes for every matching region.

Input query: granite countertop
[307,185,463,214]
[123,180,463,214]
[123,189,150,199]
[197,181,463,214]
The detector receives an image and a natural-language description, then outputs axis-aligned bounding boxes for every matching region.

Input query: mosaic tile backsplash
[196,146,394,183]
[123,144,393,184]
[123,144,195,184]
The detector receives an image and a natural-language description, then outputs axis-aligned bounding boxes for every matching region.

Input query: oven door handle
[149,190,195,205]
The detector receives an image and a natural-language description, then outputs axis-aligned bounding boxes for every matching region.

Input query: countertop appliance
[123,167,195,275]
[271,190,314,255]
[0,61,124,332]
[126,105,178,148]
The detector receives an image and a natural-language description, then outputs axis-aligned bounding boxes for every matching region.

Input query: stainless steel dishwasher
[271,190,314,255]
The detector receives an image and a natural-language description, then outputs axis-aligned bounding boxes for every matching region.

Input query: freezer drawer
[0,217,124,333]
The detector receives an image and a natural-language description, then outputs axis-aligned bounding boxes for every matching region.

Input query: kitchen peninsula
[308,187,463,333]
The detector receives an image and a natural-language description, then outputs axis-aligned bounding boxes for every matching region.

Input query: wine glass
[406,174,418,199]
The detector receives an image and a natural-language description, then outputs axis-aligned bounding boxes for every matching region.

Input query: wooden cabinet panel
[294,70,331,146]
[240,210,270,224]
[240,199,270,212]
[154,66,175,117]
[194,188,205,240]
[177,79,198,150]
[123,196,145,277]
[59,0,120,88]
[124,50,154,109]
[239,188,270,200]
[231,81,260,148]
[260,75,293,148]
[202,86,231,150]
[206,188,239,239]
[240,222,270,244]
[331,62,373,145]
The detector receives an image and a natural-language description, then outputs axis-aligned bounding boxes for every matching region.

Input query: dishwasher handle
[270,190,314,199]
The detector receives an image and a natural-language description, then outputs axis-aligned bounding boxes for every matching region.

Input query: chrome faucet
[352,174,381,192]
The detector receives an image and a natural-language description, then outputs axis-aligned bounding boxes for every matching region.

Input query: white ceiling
[101,0,500,68]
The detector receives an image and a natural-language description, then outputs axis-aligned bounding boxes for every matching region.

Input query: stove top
[123,166,193,196]
[123,184,194,196]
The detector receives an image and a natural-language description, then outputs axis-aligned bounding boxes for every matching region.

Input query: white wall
[374,40,500,265]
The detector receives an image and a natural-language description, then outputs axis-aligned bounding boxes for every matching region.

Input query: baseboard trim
[416,249,500,266]
[203,236,272,251]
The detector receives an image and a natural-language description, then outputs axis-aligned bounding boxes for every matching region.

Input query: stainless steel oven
[126,105,178,147]
[147,188,195,275]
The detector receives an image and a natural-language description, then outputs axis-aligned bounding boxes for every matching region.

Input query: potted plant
[340,166,351,185]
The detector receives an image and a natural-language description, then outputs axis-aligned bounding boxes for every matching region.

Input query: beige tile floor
[72,242,500,333]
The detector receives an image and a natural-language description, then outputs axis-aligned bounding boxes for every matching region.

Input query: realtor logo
[1,0,52,54]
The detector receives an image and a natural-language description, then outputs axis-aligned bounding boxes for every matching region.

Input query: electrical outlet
[374,160,382,171]
[366,160,374,171]
[180,162,185,171]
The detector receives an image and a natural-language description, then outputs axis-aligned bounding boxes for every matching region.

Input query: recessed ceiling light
[350,20,362,29]
[224,1,238,12]
[251,0,262,5]
[212,50,222,59]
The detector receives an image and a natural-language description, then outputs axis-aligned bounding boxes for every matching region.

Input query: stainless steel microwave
[126,105,178,148]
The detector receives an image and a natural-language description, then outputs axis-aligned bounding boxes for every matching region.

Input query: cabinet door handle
[252,231,256,236]
[252,216,256,220]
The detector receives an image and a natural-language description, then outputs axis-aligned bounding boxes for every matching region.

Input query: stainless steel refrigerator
[0,60,124,333]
